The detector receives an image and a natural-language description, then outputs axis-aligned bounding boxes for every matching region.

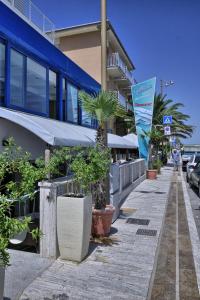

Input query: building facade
[54,21,135,135]
[0,0,100,129]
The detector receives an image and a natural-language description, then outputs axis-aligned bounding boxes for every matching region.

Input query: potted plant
[144,128,163,180]
[71,146,111,238]
[79,91,127,236]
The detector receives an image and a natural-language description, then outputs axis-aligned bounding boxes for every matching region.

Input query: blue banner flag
[131,77,156,161]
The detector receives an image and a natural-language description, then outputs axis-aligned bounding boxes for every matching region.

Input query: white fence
[110,159,146,221]
[2,0,55,43]
[39,159,146,258]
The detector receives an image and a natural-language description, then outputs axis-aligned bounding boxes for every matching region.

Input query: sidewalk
[18,167,172,300]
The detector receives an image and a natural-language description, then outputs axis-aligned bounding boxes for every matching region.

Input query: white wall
[0,118,47,159]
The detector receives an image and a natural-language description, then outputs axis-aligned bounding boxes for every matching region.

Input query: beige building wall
[59,32,102,84]
[57,30,131,135]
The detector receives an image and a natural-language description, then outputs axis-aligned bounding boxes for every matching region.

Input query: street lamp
[160,79,174,96]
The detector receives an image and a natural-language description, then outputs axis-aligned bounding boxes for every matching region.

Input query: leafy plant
[71,146,111,209]
[0,138,72,266]
[0,197,31,266]
[152,159,163,174]
[79,91,126,148]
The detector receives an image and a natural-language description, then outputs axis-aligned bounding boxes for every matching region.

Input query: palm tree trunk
[92,125,108,209]
[96,125,106,149]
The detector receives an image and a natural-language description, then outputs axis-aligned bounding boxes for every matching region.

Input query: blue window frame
[0,34,97,127]
[26,57,47,114]
[0,41,5,104]
[10,49,25,107]
[67,82,78,124]
[49,70,57,119]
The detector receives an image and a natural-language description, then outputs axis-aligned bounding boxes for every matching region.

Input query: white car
[186,154,200,182]
[182,152,194,171]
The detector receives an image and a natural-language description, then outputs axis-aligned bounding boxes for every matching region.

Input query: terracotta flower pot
[92,205,115,237]
[146,169,157,180]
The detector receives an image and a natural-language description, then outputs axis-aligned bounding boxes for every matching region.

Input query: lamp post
[160,79,174,96]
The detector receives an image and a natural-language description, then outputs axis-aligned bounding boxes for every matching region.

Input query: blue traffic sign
[163,115,172,124]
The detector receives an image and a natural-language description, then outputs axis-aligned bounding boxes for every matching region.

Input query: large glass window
[82,106,92,126]
[62,78,66,121]
[26,58,47,114]
[0,42,5,104]
[67,83,78,123]
[49,70,57,119]
[10,49,25,107]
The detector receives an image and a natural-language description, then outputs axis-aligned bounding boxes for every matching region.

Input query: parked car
[188,161,200,196]
[186,154,200,182]
[182,151,194,171]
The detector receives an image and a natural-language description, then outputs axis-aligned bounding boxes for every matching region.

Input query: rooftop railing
[2,0,55,43]
[107,52,133,84]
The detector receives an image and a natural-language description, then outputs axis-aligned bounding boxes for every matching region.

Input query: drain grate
[126,218,150,225]
[136,229,157,236]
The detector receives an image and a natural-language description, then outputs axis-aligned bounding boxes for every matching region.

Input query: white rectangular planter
[0,266,5,300]
[57,195,92,262]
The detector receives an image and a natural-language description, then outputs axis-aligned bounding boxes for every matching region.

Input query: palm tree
[79,90,127,148]
[153,93,193,138]
[150,93,193,164]
[78,90,127,209]
[127,93,193,138]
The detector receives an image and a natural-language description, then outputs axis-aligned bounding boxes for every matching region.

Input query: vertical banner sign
[131,77,156,161]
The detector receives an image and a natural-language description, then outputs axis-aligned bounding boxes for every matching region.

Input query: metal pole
[101,0,107,91]
[45,149,51,180]
[101,0,109,204]
[160,79,163,96]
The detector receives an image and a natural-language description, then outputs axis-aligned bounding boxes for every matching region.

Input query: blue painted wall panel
[0,1,100,94]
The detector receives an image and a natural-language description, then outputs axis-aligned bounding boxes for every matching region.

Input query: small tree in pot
[78,91,127,236]
[71,146,111,237]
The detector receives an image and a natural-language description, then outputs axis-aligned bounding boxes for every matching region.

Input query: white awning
[0,108,138,149]
[123,133,139,148]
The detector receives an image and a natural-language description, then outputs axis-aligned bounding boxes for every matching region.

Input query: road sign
[163,115,172,124]
[164,126,171,135]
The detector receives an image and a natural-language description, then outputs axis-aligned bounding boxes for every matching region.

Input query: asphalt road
[183,172,200,239]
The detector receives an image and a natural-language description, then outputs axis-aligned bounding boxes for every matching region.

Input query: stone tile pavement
[16,167,173,300]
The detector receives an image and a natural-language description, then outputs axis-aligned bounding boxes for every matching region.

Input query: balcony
[114,91,132,111]
[1,0,55,43]
[107,53,133,86]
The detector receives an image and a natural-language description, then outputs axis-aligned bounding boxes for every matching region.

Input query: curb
[181,170,200,294]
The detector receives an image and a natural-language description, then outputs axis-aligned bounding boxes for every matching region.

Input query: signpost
[163,115,172,125]
[164,126,171,135]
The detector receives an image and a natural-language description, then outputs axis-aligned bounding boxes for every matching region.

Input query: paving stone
[19,167,173,300]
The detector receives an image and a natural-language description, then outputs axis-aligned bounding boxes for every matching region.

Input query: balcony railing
[2,0,55,43]
[113,91,127,109]
[107,52,133,84]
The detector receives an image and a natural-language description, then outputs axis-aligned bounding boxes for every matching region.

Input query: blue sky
[34,0,200,143]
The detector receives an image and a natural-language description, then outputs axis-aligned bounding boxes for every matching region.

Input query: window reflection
[10,49,25,107]
[0,42,5,104]
[26,58,47,114]
[82,106,92,126]
[62,78,66,121]
[67,83,78,123]
[49,70,57,119]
